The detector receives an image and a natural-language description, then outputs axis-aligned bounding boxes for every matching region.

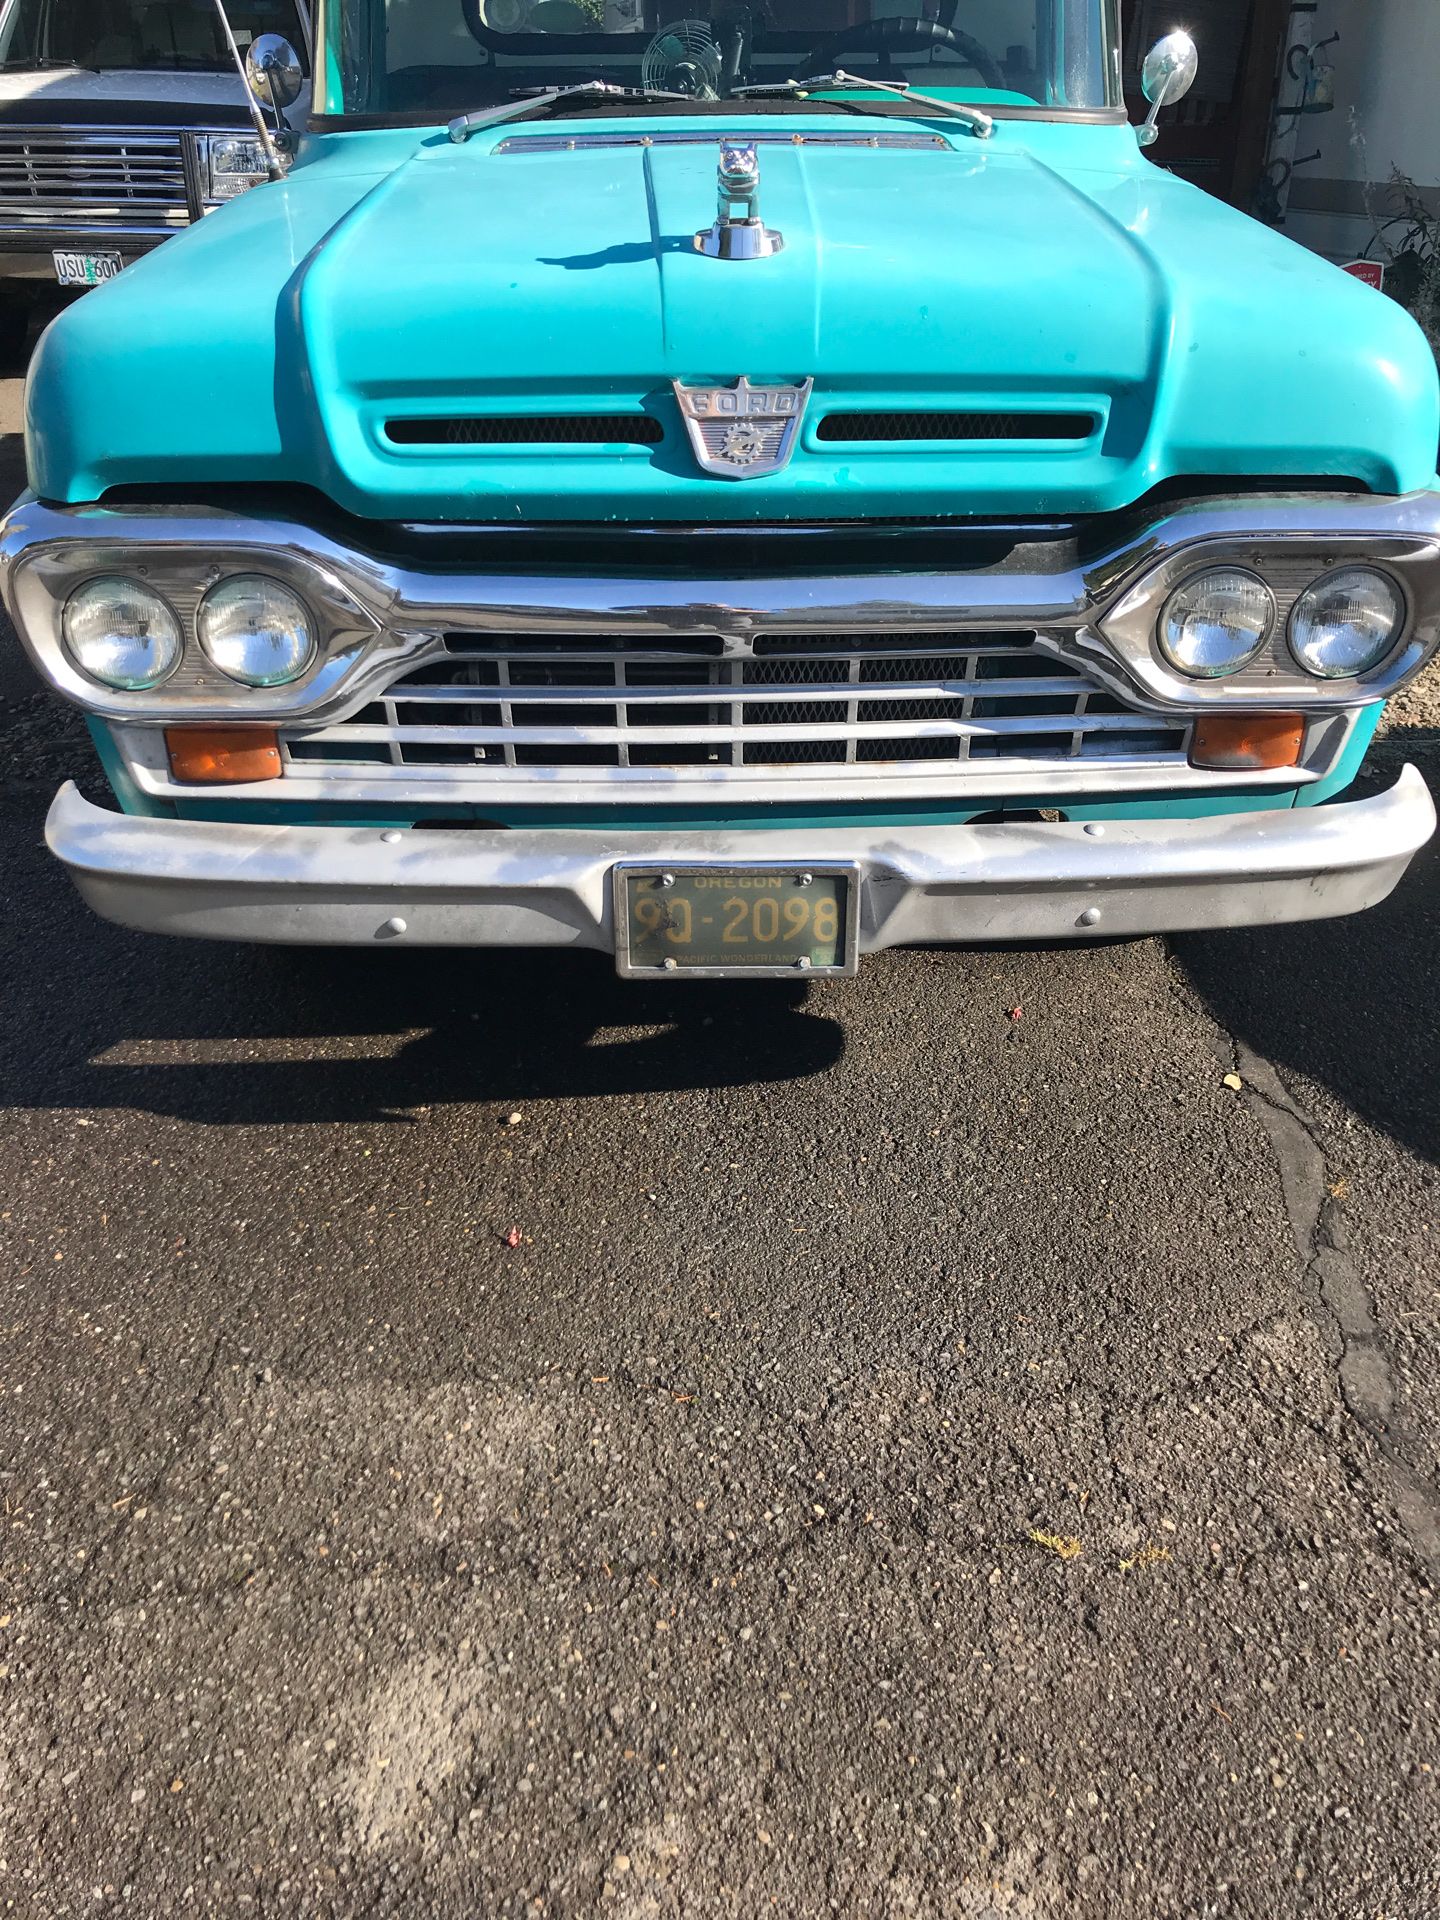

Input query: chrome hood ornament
[672,376,813,479]
[694,142,784,260]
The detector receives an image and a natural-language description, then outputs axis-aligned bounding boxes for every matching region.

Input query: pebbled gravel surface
[1,392,1438,1915]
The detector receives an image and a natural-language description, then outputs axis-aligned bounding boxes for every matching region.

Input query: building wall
[1282,0,1440,262]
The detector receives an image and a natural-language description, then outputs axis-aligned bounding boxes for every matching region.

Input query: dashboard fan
[642,19,723,97]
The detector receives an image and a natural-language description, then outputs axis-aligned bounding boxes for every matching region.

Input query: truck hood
[0,66,308,129]
[0,69,251,112]
[25,116,1440,520]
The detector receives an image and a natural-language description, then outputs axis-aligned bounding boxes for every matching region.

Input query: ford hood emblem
[672,376,813,480]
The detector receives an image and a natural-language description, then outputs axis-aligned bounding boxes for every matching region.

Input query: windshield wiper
[735,69,993,139]
[448,81,690,145]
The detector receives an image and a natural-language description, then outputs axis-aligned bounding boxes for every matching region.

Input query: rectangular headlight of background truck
[205,136,271,201]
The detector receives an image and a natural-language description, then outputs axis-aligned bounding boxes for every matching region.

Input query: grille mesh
[386,415,664,447]
[284,632,1188,782]
[816,411,1095,443]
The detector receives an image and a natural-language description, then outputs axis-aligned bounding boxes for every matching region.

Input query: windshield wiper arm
[448,81,690,144]
[735,69,993,139]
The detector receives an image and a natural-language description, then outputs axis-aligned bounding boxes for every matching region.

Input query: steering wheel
[803,18,1004,89]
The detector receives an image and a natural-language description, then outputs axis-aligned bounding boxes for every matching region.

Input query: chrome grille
[0,129,189,224]
[283,631,1190,790]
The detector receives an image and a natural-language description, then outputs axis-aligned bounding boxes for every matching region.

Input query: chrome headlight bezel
[1,526,392,722]
[1098,532,1429,710]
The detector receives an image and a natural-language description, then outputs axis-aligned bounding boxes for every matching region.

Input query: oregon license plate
[615,864,859,979]
[52,249,123,287]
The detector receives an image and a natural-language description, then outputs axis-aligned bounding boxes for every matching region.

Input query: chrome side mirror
[246,33,304,112]
[1137,30,1198,147]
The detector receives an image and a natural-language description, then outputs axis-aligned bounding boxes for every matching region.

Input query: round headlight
[1159,568,1275,678]
[62,577,181,691]
[198,575,315,687]
[1289,567,1403,679]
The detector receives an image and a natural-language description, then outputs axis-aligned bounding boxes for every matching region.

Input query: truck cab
[2,0,1437,979]
[0,0,309,352]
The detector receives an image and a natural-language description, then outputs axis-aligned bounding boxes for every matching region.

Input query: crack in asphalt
[1230,1040,1440,1569]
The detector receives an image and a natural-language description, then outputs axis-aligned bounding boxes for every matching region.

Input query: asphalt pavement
[1,360,1438,1919]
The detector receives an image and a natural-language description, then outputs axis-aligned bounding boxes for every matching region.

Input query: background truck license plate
[52,251,122,287]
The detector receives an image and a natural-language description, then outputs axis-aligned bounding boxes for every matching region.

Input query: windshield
[318,0,1121,120]
[0,0,307,73]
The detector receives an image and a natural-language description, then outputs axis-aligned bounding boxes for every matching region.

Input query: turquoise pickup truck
[2,1,1437,978]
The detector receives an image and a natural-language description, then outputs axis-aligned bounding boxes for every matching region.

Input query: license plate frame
[52,249,123,288]
[614,862,861,980]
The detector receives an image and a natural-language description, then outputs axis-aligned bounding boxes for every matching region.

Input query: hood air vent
[817,411,1094,443]
[384,410,1095,453]
[386,416,663,447]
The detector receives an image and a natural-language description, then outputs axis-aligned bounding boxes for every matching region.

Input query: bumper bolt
[1077,906,1103,928]
[1083,823,1106,838]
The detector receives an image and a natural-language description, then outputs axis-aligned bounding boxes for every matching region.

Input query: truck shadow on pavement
[4,935,847,1125]
[1172,737,1439,1164]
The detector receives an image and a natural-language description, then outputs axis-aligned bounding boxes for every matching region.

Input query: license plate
[52,250,123,288]
[615,863,859,979]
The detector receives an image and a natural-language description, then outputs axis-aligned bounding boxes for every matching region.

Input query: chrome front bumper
[46,769,1436,954]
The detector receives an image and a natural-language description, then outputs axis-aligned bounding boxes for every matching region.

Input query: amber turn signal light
[165,727,282,785]
[1189,712,1304,772]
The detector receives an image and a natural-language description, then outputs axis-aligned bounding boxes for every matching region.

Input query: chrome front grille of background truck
[282,630,1190,784]
[0,128,191,226]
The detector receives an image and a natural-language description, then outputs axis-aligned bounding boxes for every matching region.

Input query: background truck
[0,0,308,354]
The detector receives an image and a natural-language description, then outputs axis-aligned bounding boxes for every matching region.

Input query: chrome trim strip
[354,671,1095,704]
[44,767,1437,950]
[0,128,197,145]
[180,131,206,223]
[493,129,949,152]
[297,712,1172,748]
[111,718,1321,808]
[0,215,188,236]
